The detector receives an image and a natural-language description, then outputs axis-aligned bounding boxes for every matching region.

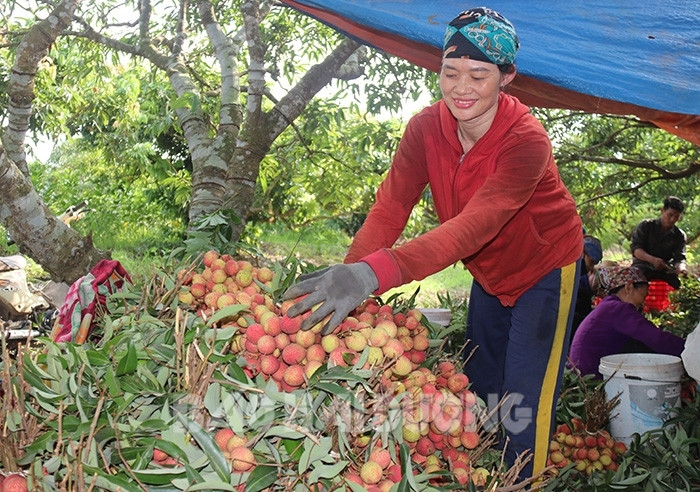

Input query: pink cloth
[51,260,130,343]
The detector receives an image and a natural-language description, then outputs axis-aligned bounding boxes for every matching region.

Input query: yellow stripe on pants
[532,260,577,476]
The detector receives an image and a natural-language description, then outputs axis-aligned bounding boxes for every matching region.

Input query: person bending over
[283,7,582,480]
[569,266,685,378]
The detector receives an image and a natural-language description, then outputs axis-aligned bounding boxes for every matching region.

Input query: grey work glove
[282,262,379,335]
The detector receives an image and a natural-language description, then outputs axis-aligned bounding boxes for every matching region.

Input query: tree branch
[576,160,700,208]
[197,0,243,138]
[265,36,362,144]
[67,17,170,69]
[2,0,79,174]
[241,0,266,129]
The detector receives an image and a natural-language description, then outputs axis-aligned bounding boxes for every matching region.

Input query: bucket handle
[622,373,679,383]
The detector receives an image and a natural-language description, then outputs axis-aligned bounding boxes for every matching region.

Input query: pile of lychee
[176,250,275,320]
[547,417,627,475]
[345,360,492,489]
[176,250,434,392]
[0,473,29,492]
[175,251,493,488]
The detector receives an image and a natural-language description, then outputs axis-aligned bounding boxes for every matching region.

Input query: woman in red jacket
[284,7,583,479]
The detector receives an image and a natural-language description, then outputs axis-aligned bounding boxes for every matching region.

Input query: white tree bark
[0,0,110,282]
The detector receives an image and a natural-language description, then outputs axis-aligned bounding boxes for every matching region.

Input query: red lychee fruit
[230,446,256,472]
[411,334,429,351]
[224,259,239,276]
[245,323,266,344]
[235,269,253,288]
[257,267,274,283]
[217,293,236,309]
[382,338,404,359]
[281,343,306,365]
[189,283,207,299]
[411,352,428,367]
[415,436,436,456]
[256,334,277,355]
[294,328,317,348]
[369,447,392,469]
[305,360,324,379]
[360,460,383,485]
[262,315,282,336]
[280,314,302,335]
[260,355,281,376]
[282,364,306,388]
[391,355,413,377]
[214,428,236,450]
[203,250,220,268]
[447,373,469,393]
[305,343,327,363]
[1,474,29,492]
[386,463,402,482]
[460,430,479,450]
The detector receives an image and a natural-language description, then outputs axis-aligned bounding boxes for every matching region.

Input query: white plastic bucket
[598,353,684,445]
[418,308,452,327]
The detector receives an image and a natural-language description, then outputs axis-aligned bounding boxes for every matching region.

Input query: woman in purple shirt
[569,266,685,378]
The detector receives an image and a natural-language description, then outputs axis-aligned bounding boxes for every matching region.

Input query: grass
[248,222,473,308]
[15,220,472,310]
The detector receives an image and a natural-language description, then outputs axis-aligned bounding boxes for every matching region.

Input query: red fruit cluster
[344,445,402,491]
[213,428,257,473]
[151,441,181,467]
[181,265,438,392]
[394,361,486,486]
[0,473,29,492]
[237,300,433,391]
[547,418,627,475]
[177,250,275,322]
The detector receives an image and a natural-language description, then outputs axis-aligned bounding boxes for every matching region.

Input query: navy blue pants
[463,261,579,479]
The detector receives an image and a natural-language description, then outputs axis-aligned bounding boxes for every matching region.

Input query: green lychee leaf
[177,412,230,481]
[281,437,305,461]
[116,341,138,376]
[307,460,348,482]
[81,465,144,492]
[299,436,332,474]
[245,464,278,492]
[207,304,249,326]
[311,382,364,411]
[130,467,188,485]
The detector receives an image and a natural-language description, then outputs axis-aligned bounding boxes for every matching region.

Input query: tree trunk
[0,150,110,282]
[0,0,110,283]
[226,37,363,243]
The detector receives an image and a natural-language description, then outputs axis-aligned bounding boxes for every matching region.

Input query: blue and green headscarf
[443,7,519,66]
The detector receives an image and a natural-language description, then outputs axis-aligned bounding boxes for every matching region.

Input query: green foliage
[29,141,187,259]
[651,275,700,338]
[0,261,503,490]
[537,110,699,255]
[172,209,243,260]
[258,100,400,230]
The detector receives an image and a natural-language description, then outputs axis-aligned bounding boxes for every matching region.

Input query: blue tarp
[280,1,700,144]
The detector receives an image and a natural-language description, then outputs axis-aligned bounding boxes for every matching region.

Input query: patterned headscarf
[597,266,647,296]
[443,7,519,65]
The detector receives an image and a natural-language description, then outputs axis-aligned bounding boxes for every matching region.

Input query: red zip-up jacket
[345,93,583,306]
